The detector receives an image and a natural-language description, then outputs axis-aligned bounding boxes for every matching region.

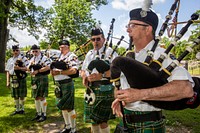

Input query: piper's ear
[145,25,153,35]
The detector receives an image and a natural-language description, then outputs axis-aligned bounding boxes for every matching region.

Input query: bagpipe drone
[110,0,200,111]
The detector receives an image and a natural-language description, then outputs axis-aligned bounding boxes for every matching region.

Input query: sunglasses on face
[126,23,149,29]
[13,49,19,52]
[91,37,101,42]
[32,50,38,53]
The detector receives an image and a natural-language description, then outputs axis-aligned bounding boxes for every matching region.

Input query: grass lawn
[0,73,200,133]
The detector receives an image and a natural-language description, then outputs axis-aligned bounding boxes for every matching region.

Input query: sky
[8,0,200,49]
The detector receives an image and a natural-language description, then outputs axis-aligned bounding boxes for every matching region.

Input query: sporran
[84,88,96,105]
[11,75,19,89]
[54,85,62,98]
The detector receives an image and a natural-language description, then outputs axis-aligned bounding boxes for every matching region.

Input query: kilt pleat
[84,84,115,124]
[11,78,27,98]
[31,75,48,98]
[56,81,75,110]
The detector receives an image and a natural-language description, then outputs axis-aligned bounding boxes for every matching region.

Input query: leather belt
[56,78,72,84]
[125,111,163,123]
[90,80,111,87]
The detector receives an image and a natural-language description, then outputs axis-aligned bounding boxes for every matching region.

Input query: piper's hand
[88,73,102,82]
[116,88,141,103]
[51,69,60,76]
[14,66,20,70]
[82,76,89,88]
[111,98,125,117]
[30,70,39,76]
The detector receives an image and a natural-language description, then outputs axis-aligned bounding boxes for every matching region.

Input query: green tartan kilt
[84,84,115,124]
[56,81,75,110]
[118,109,166,133]
[31,75,48,98]
[11,78,27,98]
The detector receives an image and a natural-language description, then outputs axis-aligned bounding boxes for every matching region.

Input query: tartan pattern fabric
[11,78,27,98]
[56,81,75,110]
[118,109,165,133]
[31,75,49,98]
[84,84,115,124]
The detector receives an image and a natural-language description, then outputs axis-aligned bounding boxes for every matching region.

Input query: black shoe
[10,111,20,116]
[31,113,41,121]
[19,110,25,114]
[60,128,71,133]
[37,114,47,122]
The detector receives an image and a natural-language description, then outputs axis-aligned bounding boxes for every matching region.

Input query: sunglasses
[126,23,149,29]
[32,50,38,53]
[91,37,101,42]
[13,49,19,52]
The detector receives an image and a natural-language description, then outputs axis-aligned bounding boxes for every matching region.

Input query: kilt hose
[118,109,165,133]
[84,84,116,124]
[11,78,27,98]
[56,81,75,110]
[31,75,49,98]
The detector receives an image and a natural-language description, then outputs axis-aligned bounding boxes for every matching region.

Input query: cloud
[111,0,166,11]
[111,0,142,11]
[34,0,54,8]
[7,27,47,48]
[7,28,38,47]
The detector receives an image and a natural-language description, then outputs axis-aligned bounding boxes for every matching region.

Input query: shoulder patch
[169,53,176,60]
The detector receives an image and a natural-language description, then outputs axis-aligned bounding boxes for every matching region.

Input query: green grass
[0,73,200,133]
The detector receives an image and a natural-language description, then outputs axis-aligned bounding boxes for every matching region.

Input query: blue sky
[8,0,200,49]
[92,0,200,48]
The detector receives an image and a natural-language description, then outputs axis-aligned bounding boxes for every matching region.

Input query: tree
[43,0,108,49]
[0,0,12,73]
[0,0,108,73]
[0,0,48,72]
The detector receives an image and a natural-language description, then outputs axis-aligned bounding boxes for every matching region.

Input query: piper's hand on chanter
[30,70,39,76]
[14,65,21,70]
[51,69,61,76]
[82,76,89,88]
[111,98,125,117]
[87,73,103,82]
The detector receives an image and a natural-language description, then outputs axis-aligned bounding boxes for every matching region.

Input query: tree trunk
[0,0,12,73]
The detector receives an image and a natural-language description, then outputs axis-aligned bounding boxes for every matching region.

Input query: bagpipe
[29,63,50,75]
[50,53,80,78]
[110,11,200,110]
[14,58,27,80]
[29,54,50,75]
[11,55,28,89]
